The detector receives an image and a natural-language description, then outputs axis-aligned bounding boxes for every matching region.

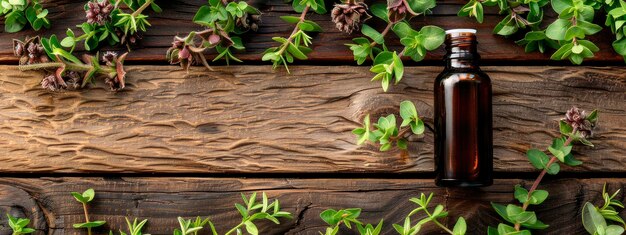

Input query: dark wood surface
[0,0,624,64]
[1,1,626,234]
[0,177,625,235]
[0,65,623,174]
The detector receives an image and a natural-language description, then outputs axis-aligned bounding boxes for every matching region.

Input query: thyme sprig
[262,0,325,73]
[61,0,162,51]
[488,107,599,235]
[353,100,425,151]
[6,214,35,235]
[16,34,128,91]
[344,0,445,91]
[71,189,107,235]
[319,193,467,235]
[166,0,261,71]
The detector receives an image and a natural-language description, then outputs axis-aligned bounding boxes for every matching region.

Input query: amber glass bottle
[434,29,493,187]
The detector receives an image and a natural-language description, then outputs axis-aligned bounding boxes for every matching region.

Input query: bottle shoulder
[436,68,491,82]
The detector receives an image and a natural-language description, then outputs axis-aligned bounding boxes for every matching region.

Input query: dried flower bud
[331,1,372,34]
[102,51,118,66]
[387,0,417,23]
[65,71,83,90]
[41,74,67,92]
[116,28,143,46]
[13,36,49,65]
[106,52,128,91]
[236,13,262,32]
[86,0,114,25]
[563,107,596,138]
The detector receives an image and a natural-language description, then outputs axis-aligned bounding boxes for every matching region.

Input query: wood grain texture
[0,0,623,64]
[0,177,625,235]
[0,65,623,174]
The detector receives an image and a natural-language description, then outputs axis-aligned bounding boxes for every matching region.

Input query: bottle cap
[445,29,477,34]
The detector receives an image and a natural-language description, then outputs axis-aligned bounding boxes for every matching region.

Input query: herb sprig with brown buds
[167,0,261,71]
[261,0,325,73]
[488,107,599,235]
[338,0,445,91]
[61,0,162,51]
[14,35,128,91]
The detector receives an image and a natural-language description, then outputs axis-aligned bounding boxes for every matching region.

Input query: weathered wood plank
[0,65,623,174]
[0,177,624,235]
[0,0,623,64]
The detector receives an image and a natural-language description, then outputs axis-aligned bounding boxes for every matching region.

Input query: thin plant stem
[82,203,92,235]
[513,127,579,231]
[131,0,153,17]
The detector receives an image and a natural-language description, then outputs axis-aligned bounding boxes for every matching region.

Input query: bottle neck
[444,31,480,69]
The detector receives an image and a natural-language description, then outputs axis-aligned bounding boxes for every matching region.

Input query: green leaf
[280,15,301,24]
[370,3,388,22]
[514,185,529,204]
[244,221,258,235]
[392,22,418,39]
[320,209,339,226]
[453,217,466,235]
[399,101,418,123]
[392,52,404,83]
[407,0,436,14]
[582,202,607,235]
[287,43,307,60]
[529,190,549,205]
[526,149,550,170]
[551,0,573,14]
[419,26,445,50]
[362,24,384,44]
[546,19,572,40]
[73,221,106,228]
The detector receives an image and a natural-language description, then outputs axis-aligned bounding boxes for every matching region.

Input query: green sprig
[345,0,444,91]
[71,189,107,235]
[581,184,626,235]
[262,0,325,73]
[6,214,35,235]
[0,0,50,33]
[353,100,425,151]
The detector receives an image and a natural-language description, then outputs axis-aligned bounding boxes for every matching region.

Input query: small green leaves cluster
[353,100,425,151]
[262,0,325,73]
[120,218,148,235]
[6,214,35,235]
[319,193,466,235]
[606,0,626,61]
[0,0,49,33]
[456,0,626,64]
[174,217,215,235]
[345,0,444,91]
[545,0,602,64]
[582,184,626,235]
[399,193,467,235]
[227,192,292,235]
[72,189,107,235]
[62,0,161,51]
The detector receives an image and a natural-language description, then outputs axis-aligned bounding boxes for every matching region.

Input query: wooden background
[0,0,625,234]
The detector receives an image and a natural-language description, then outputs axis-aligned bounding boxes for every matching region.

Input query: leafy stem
[513,127,578,231]
[131,0,153,17]
[369,21,394,47]
[277,5,311,56]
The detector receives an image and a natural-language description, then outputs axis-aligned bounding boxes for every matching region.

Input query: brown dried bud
[387,0,417,23]
[65,71,83,90]
[236,13,262,32]
[86,0,114,25]
[331,1,371,34]
[102,51,118,66]
[106,52,128,91]
[41,74,67,92]
[13,36,49,65]
[563,107,596,138]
